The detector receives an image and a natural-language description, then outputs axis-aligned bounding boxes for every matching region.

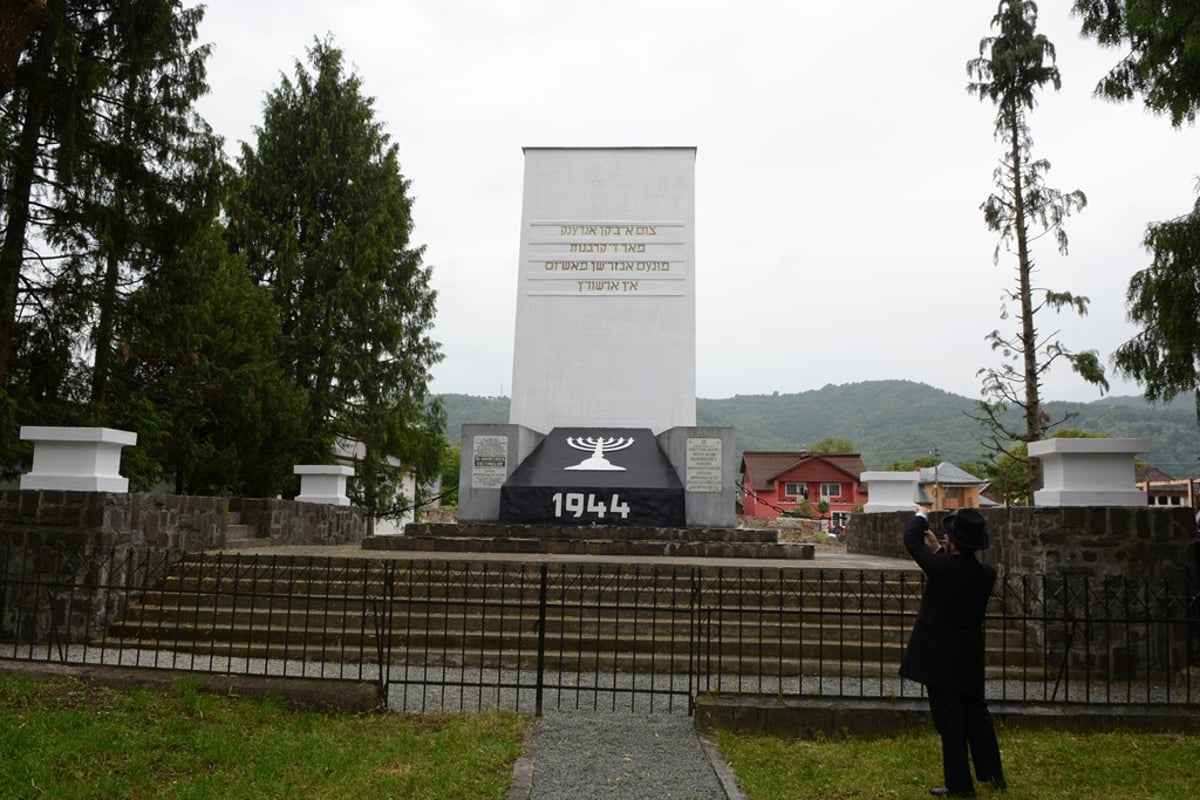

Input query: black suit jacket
[899,513,996,691]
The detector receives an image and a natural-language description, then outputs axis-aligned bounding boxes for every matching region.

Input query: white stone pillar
[862,471,920,512]
[509,147,697,435]
[19,426,137,492]
[294,465,355,506]
[1028,438,1149,507]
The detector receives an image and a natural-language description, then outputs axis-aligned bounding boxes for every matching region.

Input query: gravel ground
[519,710,734,800]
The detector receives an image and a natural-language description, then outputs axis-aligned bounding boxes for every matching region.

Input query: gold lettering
[576,280,623,292]
[555,223,661,238]
[559,225,600,236]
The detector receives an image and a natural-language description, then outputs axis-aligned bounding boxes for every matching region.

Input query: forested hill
[438,380,1200,475]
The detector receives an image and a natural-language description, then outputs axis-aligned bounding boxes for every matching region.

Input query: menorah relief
[564,436,634,472]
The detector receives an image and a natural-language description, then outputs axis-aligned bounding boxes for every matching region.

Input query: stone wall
[849,506,1198,679]
[0,490,366,549]
[239,497,367,547]
[0,489,366,644]
[848,506,1196,583]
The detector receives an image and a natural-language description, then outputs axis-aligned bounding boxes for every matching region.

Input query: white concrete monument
[509,147,696,434]
[459,147,734,527]
[1028,437,1148,507]
[294,464,355,507]
[19,426,137,492]
[862,471,921,513]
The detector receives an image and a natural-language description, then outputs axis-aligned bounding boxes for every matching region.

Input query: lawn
[718,725,1200,800]
[0,674,526,800]
[6,672,1197,800]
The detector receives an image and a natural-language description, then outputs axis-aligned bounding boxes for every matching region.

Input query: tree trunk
[1007,105,1044,499]
[0,0,46,99]
[0,2,55,387]
[91,78,137,404]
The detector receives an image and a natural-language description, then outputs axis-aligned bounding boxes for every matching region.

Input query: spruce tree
[230,39,444,520]
[111,219,308,495]
[0,0,216,468]
[967,0,1108,499]
[1074,1,1200,419]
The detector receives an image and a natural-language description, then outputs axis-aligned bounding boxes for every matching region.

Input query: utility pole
[931,447,940,511]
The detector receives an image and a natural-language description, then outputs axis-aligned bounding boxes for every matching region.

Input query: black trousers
[926,685,1004,795]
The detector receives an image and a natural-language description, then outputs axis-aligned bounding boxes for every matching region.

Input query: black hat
[941,508,989,551]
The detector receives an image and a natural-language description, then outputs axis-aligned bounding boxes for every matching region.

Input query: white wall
[509,147,697,434]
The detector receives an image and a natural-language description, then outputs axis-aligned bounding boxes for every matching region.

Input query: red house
[739,451,868,527]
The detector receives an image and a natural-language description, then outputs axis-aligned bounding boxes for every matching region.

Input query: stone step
[112,606,1034,660]
[404,523,785,544]
[140,580,928,611]
[93,635,1040,679]
[362,522,813,559]
[363,534,811,559]
[104,552,1044,679]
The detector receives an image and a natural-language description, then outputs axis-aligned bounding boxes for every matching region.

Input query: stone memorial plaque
[685,437,723,493]
[471,435,509,490]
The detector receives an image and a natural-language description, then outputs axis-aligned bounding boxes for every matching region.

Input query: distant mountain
[437,381,1200,475]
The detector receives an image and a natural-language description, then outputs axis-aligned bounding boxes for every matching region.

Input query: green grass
[8,673,1197,800]
[718,726,1200,800]
[0,674,525,800]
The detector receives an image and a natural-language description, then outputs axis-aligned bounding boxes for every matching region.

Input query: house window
[944,486,963,499]
[820,483,841,500]
[784,482,807,499]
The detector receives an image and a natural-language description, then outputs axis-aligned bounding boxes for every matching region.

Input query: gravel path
[515,710,740,800]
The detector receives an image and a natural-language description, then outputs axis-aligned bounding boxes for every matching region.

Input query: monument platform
[363,523,814,560]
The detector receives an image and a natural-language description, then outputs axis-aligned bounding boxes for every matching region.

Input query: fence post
[375,562,396,706]
[536,563,548,717]
[688,567,700,711]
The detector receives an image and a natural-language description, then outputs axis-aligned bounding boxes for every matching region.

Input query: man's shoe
[986,777,1007,791]
[930,789,976,798]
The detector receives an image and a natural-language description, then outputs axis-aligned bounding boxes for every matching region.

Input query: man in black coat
[900,506,1006,798]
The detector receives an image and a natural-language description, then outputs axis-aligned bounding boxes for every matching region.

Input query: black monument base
[499,427,684,527]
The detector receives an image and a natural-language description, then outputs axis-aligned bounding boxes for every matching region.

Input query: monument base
[1032,489,1148,507]
[500,428,684,527]
[457,424,737,528]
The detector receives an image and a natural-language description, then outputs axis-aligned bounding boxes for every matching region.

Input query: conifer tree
[967,0,1108,499]
[0,0,216,467]
[1074,2,1200,419]
[230,39,444,520]
[111,219,309,495]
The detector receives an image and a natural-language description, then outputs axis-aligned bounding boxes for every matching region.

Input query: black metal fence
[1,546,1197,713]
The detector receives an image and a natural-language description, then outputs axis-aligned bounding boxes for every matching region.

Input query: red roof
[740,450,867,488]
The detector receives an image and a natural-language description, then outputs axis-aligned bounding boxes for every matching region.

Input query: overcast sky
[192,1,1197,403]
